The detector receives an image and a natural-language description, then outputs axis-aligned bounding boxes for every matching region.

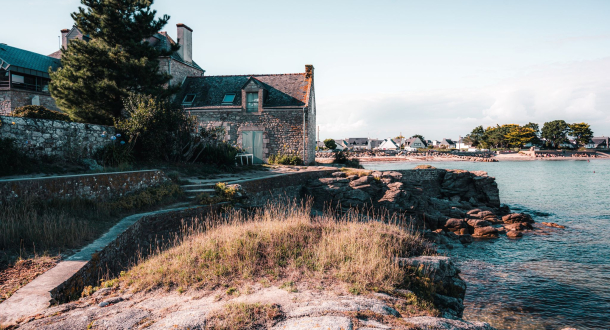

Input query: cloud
[318,58,610,140]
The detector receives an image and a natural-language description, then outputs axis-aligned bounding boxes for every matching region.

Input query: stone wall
[159,58,204,88]
[238,168,336,206]
[195,108,315,164]
[0,170,168,202]
[0,90,59,115]
[0,115,115,158]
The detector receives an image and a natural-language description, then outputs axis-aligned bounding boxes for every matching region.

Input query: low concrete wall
[0,115,116,158]
[51,206,219,303]
[0,170,168,202]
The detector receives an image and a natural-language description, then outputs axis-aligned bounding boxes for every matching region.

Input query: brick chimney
[176,23,193,63]
[305,64,314,78]
[61,29,70,49]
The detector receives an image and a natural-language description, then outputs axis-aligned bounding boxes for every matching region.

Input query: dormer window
[222,93,236,105]
[246,92,258,112]
[182,94,196,105]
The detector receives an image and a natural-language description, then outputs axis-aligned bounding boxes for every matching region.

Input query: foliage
[463,125,485,148]
[504,126,537,148]
[0,138,33,176]
[414,165,436,169]
[268,153,303,165]
[49,0,178,125]
[569,122,594,148]
[333,151,361,168]
[115,93,196,162]
[541,120,570,148]
[268,144,303,165]
[323,138,337,150]
[107,182,182,210]
[11,105,71,122]
[93,133,134,167]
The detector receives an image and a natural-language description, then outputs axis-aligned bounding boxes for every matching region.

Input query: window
[182,94,196,105]
[246,92,258,112]
[222,93,236,105]
[11,74,24,84]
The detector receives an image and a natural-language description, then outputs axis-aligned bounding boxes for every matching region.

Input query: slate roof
[590,137,609,146]
[440,138,455,145]
[179,73,311,108]
[0,44,61,75]
[346,138,369,146]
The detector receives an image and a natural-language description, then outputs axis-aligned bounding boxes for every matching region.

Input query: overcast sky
[3,0,610,140]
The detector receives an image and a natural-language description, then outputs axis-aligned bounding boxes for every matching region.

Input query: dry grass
[120,201,433,295]
[0,255,59,303]
[206,303,283,330]
[340,168,373,177]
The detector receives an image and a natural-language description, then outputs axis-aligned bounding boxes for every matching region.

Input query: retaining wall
[0,170,168,202]
[0,115,115,158]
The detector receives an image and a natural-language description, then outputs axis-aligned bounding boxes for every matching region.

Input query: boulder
[542,222,566,229]
[467,208,483,215]
[506,230,523,238]
[473,226,499,238]
[444,218,467,232]
[331,171,347,178]
[350,175,372,186]
[405,316,497,330]
[467,219,491,228]
[458,234,473,244]
[502,213,534,224]
[503,222,532,231]
[381,171,403,182]
[346,174,359,181]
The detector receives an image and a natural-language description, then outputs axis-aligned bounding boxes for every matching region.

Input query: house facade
[378,138,400,150]
[177,65,316,165]
[586,137,609,149]
[404,137,427,151]
[1,24,204,116]
[0,44,61,115]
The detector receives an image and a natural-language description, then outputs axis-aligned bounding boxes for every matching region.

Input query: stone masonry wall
[0,170,168,202]
[195,109,309,163]
[0,90,60,115]
[159,58,204,88]
[0,115,115,158]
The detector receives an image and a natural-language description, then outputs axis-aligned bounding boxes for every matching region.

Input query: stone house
[50,24,205,88]
[404,137,427,151]
[1,23,203,116]
[586,137,609,149]
[0,44,61,115]
[346,138,369,150]
[176,65,316,164]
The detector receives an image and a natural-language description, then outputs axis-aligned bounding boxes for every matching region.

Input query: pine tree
[49,0,178,125]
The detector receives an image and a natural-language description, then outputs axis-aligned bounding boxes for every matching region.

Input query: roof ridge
[188,73,305,78]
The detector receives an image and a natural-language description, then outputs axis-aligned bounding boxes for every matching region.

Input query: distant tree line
[463,120,593,149]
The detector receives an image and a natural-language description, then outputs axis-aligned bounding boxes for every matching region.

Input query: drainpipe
[303,107,307,164]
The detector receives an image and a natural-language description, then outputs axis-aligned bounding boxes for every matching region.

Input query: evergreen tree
[49,0,178,125]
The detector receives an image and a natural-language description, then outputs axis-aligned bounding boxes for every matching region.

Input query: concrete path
[0,203,192,327]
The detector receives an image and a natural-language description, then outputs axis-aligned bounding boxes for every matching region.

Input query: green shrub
[115,93,196,162]
[0,138,33,176]
[93,137,134,167]
[107,182,182,210]
[11,105,71,121]
[268,153,303,165]
[333,151,361,168]
[191,142,239,167]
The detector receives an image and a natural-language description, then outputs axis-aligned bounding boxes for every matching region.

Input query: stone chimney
[61,29,70,49]
[176,23,193,63]
[305,64,314,78]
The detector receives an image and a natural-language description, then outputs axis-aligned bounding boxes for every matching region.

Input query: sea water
[363,160,610,330]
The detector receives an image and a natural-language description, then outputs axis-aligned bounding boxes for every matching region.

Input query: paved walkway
[0,203,192,327]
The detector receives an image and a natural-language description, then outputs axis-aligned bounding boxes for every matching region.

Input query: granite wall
[0,115,115,158]
[0,90,60,115]
[0,170,168,202]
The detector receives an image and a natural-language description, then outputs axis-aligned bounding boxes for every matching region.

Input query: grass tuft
[120,201,433,296]
[207,303,283,330]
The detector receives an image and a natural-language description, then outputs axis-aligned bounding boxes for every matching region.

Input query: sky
[2,0,610,141]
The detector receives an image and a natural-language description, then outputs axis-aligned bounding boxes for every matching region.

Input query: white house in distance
[378,138,400,150]
[455,138,471,150]
[404,137,427,151]
[439,138,456,149]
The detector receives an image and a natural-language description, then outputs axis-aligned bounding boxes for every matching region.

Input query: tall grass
[0,183,183,260]
[121,201,433,295]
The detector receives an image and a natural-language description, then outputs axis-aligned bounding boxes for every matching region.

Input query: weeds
[120,201,433,296]
[206,303,283,330]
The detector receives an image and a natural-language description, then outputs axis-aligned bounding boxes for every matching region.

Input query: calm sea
[363,160,610,330]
